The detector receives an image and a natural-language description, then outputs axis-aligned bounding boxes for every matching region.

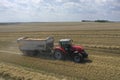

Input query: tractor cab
[59,39,73,52]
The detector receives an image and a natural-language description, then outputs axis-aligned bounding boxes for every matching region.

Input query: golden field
[0,22,120,80]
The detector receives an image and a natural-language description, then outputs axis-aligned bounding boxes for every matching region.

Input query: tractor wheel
[54,50,64,60]
[73,54,83,63]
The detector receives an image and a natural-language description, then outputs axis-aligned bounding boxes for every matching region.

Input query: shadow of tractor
[26,52,92,64]
[20,49,92,63]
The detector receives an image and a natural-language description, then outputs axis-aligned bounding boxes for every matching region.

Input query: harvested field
[0,22,120,32]
[0,63,64,80]
[0,77,5,80]
[0,22,120,80]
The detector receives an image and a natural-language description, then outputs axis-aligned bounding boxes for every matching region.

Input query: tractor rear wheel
[73,54,83,63]
[54,50,64,60]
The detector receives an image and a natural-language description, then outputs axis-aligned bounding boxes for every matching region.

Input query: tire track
[0,50,21,54]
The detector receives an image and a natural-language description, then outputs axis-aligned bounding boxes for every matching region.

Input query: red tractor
[54,39,88,63]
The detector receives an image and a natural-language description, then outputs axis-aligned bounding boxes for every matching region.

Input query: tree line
[81,20,110,22]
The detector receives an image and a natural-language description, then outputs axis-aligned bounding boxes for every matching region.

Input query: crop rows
[0,63,64,80]
[0,30,120,52]
[0,28,120,80]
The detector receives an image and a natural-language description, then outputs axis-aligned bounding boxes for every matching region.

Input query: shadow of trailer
[17,37,54,56]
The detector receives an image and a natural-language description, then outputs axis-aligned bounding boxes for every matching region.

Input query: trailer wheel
[32,50,38,56]
[54,50,64,60]
[21,50,28,56]
[73,54,83,63]
[21,50,38,56]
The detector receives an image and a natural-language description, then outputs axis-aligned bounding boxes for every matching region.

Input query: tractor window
[60,41,72,48]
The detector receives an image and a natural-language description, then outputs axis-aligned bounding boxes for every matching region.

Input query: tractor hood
[72,45,84,52]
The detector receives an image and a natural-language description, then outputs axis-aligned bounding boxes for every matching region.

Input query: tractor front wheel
[54,50,64,60]
[73,54,83,63]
